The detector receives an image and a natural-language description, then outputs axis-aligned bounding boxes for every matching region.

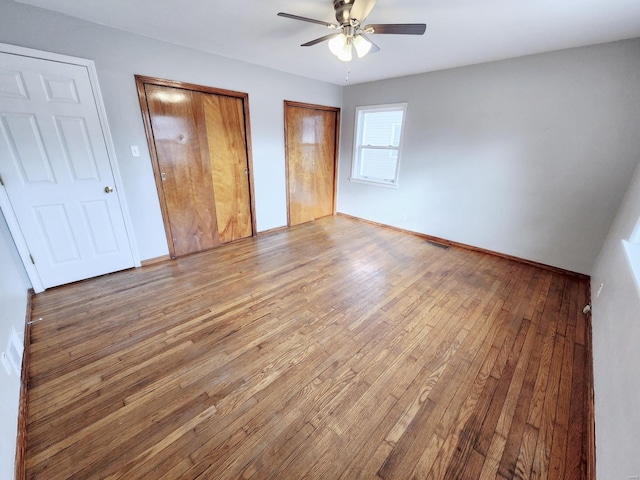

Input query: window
[351,103,407,187]
[623,216,640,297]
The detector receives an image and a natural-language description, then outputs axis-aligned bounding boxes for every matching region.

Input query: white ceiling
[14,0,640,85]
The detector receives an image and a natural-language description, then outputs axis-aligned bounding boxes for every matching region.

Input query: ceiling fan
[278,0,426,62]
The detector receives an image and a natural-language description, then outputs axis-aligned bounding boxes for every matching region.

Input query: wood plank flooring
[25,216,591,479]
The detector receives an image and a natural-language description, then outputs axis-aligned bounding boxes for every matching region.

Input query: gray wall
[337,38,640,275]
[592,161,640,480]
[0,0,343,261]
[0,211,30,480]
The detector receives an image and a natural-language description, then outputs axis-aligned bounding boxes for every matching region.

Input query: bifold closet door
[139,79,254,257]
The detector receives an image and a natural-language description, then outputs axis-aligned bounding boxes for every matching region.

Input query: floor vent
[425,240,451,250]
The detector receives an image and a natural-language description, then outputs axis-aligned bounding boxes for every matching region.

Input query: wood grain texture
[24,216,591,479]
[312,109,338,220]
[145,84,220,256]
[286,104,316,225]
[135,75,256,257]
[203,94,252,243]
[583,290,596,480]
[285,101,338,226]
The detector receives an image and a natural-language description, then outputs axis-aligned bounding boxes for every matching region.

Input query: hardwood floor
[25,216,591,479]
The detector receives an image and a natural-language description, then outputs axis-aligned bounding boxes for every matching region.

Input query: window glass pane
[352,103,406,186]
[362,110,404,147]
[360,148,398,181]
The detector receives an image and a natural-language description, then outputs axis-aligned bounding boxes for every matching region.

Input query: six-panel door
[0,52,134,288]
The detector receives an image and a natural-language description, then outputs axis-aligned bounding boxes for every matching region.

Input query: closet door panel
[203,94,252,243]
[145,84,219,256]
[313,109,338,220]
[285,104,316,226]
[285,102,338,227]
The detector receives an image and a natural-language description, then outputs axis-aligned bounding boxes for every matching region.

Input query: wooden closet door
[138,77,256,258]
[145,85,220,256]
[313,109,338,220]
[203,95,252,243]
[285,102,339,227]
[286,105,316,225]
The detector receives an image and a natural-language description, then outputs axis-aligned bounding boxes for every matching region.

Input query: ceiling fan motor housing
[333,0,354,25]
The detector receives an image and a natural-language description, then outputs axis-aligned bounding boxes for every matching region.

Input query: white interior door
[0,51,134,289]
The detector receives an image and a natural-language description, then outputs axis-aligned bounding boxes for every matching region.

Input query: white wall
[0,211,31,480]
[0,0,342,261]
[337,38,640,275]
[591,160,640,480]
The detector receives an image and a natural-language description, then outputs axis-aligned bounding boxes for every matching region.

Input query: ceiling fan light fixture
[328,33,353,62]
[328,33,347,56]
[353,34,372,58]
[337,41,353,62]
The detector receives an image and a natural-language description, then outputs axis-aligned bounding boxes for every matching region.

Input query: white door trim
[0,42,140,293]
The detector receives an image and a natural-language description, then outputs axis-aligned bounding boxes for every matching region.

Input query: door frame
[0,43,140,293]
[284,100,340,227]
[135,75,257,258]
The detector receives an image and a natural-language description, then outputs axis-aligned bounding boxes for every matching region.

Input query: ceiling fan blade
[277,12,338,29]
[365,23,427,35]
[349,0,378,23]
[301,33,340,47]
[360,34,380,54]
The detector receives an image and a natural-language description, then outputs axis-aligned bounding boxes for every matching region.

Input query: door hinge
[29,253,35,265]
[0,174,4,186]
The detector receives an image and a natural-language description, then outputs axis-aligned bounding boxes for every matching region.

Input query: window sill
[349,177,399,189]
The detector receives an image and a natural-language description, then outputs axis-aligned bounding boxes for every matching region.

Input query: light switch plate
[130,145,140,157]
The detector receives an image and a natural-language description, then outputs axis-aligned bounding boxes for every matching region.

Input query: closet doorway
[284,101,339,226]
[136,76,255,257]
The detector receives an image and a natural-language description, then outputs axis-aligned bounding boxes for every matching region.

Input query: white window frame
[623,217,640,298]
[350,103,408,188]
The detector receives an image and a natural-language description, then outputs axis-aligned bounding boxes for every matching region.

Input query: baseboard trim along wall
[257,225,289,237]
[585,291,597,480]
[15,288,34,480]
[140,255,172,267]
[336,212,590,280]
